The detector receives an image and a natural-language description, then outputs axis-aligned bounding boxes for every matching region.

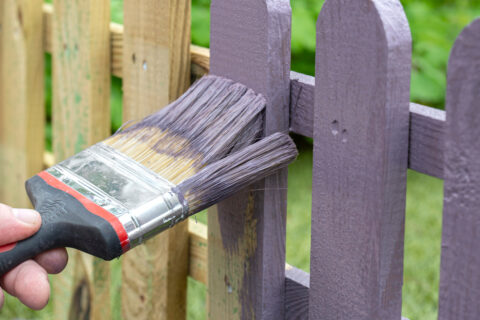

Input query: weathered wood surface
[189,220,208,285]
[0,0,44,208]
[43,3,206,80]
[438,19,480,320]
[121,0,191,319]
[208,0,291,318]
[52,0,111,318]
[110,22,123,78]
[52,0,110,160]
[310,1,411,319]
[285,265,309,320]
[122,0,190,120]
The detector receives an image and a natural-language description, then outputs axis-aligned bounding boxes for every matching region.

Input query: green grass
[403,171,443,320]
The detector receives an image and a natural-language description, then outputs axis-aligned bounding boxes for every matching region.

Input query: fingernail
[13,209,40,225]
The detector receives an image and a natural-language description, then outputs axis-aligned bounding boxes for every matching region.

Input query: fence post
[0,0,44,208]
[51,0,111,318]
[310,0,411,319]
[438,18,480,320]
[121,0,191,319]
[208,0,291,319]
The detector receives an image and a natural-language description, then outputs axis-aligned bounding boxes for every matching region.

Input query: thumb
[0,204,41,246]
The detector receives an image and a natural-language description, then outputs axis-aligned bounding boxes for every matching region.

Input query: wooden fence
[0,0,479,319]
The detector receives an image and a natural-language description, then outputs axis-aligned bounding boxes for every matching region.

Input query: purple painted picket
[203,0,480,319]
[438,18,480,320]
[208,0,291,318]
[309,0,411,319]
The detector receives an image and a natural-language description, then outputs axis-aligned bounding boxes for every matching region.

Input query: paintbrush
[0,75,297,275]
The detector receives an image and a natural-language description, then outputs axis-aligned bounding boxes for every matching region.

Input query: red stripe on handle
[0,243,16,254]
[37,171,130,252]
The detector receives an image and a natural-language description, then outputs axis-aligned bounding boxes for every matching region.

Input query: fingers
[0,250,68,311]
[1,260,50,310]
[0,204,41,246]
[35,248,68,274]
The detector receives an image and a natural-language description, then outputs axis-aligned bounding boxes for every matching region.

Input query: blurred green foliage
[403,0,480,107]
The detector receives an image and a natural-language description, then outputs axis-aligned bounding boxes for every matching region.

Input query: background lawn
[1,0,479,319]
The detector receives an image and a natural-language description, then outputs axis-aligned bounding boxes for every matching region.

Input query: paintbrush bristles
[103,75,265,184]
[176,132,298,214]
[103,75,296,218]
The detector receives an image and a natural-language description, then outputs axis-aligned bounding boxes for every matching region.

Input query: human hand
[0,203,68,310]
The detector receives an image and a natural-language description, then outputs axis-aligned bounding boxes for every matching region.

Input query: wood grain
[43,3,204,80]
[0,0,44,208]
[190,44,210,79]
[121,1,191,319]
[68,253,94,320]
[438,18,480,320]
[189,219,208,285]
[110,22,123,78]
[285,265,309,320]
[51,0,111,318]
[208,0,291,319]
[310,1,411,319]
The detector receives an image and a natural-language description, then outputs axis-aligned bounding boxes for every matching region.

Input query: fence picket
[438,18,480,320]
[51,0,111,318]
[208,0,291,318]
[310,0,411,318]
[0,0,44,208]
[121,0,191,319]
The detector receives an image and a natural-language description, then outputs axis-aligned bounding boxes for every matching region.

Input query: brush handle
[0,175,124,276]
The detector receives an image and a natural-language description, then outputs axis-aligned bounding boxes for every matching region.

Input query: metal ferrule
[46,143,188,249]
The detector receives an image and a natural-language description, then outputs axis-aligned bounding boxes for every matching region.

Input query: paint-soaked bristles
[176,132,298,214]
[103,75,265,184]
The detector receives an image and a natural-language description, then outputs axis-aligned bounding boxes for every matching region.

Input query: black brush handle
[0,175,125,276]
